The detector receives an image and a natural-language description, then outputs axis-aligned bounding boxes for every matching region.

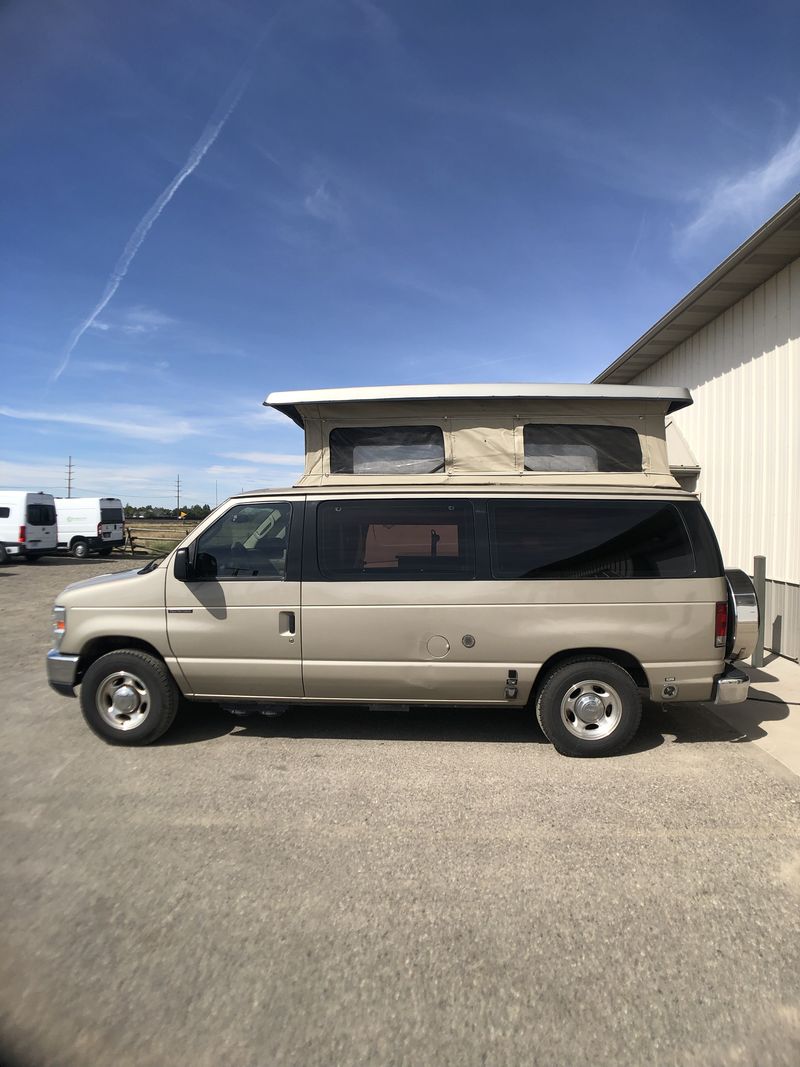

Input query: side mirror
[174,547,193,581]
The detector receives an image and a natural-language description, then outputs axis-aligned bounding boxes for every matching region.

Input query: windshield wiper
[138,555,166,574]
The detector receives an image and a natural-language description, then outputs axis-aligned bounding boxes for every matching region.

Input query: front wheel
[70,539,89,559]
[535,658,642,757]
[79,649,179,745]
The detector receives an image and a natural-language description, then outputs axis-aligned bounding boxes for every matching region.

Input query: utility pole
[176,474,181,515]
[215,480,218,507]
[66,456,74,498]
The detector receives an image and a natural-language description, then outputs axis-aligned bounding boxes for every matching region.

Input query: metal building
[595,192,800,660]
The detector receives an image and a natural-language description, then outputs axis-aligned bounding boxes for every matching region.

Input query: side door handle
[279,611,296,639]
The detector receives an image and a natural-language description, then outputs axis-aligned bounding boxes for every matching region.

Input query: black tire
[98,546,114,557]
[25,553,41,563]
[535,657,642,758]
[79,649,179,746]
[70,539,89,559]
[0,544,8,565]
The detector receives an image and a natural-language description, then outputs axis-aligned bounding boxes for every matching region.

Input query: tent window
[523,424,642,472]
[330,426,445,475]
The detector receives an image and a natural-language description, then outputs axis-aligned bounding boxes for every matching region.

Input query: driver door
[165,499,303,699]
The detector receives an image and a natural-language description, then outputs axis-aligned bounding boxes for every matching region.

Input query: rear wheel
[535,658,641,757]
[79,649,179,745]
[0,544,8,565]
[25,553,40,563]
[98,546,114,557]
[70,539,89,559]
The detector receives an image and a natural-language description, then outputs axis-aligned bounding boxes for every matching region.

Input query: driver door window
[195,502,292,579]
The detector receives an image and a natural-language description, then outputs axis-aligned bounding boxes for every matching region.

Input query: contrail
[52,62,253,381]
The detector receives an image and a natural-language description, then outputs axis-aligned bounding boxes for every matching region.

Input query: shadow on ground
[158,699,709,756]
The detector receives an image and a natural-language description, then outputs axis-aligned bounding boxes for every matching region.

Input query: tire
[535,657,642,758]
[25,553,40,563]
[98,546,114,557]
[70,539,89,559]
[79,649,179,746]
[0,544,8,565]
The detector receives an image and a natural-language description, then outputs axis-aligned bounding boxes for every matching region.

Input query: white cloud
[0,404,202,444]
[678,126,800,251]
[218,451,303,465]
[304,181,347,227]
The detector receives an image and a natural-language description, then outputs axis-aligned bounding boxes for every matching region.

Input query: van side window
[194,503,292,580]
[329,426,445,474]
[523,425,642,472]
[489,501,696,579]
[317,500,474,579]
[100,507,124,524]
[26,503,57,525]
[0,507,9,518]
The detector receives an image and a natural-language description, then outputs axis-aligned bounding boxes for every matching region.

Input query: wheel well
[530,648,649,703]
[77,636,165,681]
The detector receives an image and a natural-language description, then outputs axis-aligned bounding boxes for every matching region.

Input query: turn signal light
[715,600,728,648]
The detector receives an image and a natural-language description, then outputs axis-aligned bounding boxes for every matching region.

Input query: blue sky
[2,0,800,505]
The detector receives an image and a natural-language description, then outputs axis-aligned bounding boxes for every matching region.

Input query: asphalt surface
[1,557,799,1067]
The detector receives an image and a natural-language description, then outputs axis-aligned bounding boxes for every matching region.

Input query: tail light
[18,525,25,544]
[97,521,102,537]
[715,601,728,648]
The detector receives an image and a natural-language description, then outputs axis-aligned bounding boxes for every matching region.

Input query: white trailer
[54,497,125,558]
[0,491,58,563]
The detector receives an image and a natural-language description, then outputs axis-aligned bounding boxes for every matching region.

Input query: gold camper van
[47,384,758,757]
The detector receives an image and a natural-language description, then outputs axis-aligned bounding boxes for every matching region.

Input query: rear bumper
[713,664,750,705]
[46,650,79,697]
[2,543,23,556]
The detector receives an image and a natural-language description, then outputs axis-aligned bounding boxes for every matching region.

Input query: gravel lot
[1,557,799,1067]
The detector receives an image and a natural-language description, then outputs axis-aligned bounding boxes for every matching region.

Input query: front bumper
[46,649,80,697]
[713,664,750,705]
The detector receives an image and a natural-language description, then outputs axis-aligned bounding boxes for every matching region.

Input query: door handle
[279,611,296,638]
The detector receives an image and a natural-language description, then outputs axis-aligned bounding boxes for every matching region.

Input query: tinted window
[490,500,700,579]
[100,508,124,524]
[330,426,445,474]
[523,424,642,472]
[194,502,291,579]
[318,500,474,579]
[0,507,9,518]
[26,504,56,526]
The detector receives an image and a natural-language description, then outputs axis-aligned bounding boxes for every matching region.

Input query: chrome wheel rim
[96,671,151,731]
[560,679,623,740]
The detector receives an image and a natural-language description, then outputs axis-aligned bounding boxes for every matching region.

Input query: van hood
[57,564,165,608]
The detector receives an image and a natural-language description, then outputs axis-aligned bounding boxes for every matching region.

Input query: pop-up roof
[264,383,692,488]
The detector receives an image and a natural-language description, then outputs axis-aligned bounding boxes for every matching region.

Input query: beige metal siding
[629,257,800,658]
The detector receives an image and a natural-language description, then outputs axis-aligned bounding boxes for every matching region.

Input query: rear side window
[0,507,9,518]
[100,507,124,524]
[329,426,445,475]
[523,424,642,472]
[317,500,474,579]
[489,500,706,579]
[26,503,56,526]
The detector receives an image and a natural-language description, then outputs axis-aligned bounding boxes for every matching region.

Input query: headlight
[52,606,66,649]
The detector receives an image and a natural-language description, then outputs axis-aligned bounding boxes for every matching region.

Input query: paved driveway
[1,558,799,1067]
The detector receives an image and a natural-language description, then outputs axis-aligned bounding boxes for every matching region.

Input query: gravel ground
[1,556,799,1067]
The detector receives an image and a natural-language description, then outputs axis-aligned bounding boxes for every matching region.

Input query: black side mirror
[174,547,193,581]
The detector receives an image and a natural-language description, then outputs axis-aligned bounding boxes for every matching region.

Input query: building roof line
[594,190,800,384]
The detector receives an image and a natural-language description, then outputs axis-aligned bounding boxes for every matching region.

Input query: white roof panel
[266,382,692,425]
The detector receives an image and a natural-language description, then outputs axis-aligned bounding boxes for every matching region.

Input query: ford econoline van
[0,491,58,561]
[46,385,758,757]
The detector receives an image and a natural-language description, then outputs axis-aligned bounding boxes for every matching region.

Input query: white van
[0,491,58,562]
[54,497,125,558]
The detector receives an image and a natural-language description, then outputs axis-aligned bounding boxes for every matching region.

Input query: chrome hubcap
[560,679,622,740]
[96,671,150,731]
